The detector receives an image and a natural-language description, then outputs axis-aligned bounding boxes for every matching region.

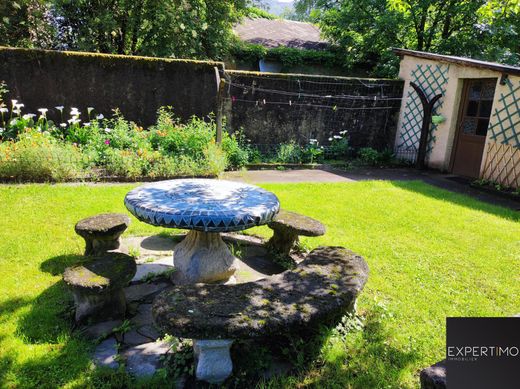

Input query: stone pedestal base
[72,288,126,323]
[84,237,122,256]
[172,231,239,284]
[193,339,233,384]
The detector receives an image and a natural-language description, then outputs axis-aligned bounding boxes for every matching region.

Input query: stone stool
[63,252,137,323]
[420,360,446,389]
[267,210,326,256]
[75,213,130,256]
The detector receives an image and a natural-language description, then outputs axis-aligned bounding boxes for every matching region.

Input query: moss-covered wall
[0,47,224,125]
[224,70,404,150]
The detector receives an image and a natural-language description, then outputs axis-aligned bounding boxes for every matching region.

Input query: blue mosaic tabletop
[124,179,280,232]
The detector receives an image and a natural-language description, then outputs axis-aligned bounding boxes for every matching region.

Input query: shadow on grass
[40,254,84,276]
[392,180,520,222]
[257,309,421,389]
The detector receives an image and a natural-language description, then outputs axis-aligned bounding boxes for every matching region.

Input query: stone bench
[420,360,446,389]
[75,213,130,256]
[152,246,369,383]
[64,252,137,323]
[267,210,326,256]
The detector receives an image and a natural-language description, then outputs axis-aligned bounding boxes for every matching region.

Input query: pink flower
[104,139,110,145]
[231,96,236,103]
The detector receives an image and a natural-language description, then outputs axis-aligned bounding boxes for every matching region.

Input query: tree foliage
[298,0,520,77]
[0,0,251,60]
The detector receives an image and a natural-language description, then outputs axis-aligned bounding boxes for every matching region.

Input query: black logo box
[446,317,520,389]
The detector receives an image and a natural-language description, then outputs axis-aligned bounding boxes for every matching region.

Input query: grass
[0,181,519,388]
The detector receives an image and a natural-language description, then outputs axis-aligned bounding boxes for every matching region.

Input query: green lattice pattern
[397,64,449,155]
[488,79,520,149]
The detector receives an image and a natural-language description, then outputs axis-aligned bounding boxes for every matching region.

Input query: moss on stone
[152,246,369,339]
[63,252,136,290]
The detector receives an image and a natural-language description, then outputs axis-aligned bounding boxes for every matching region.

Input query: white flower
[309,138,318,143]
[328,137,333,141]
[191,30,197,38]
[15,103,24,110]
[87,107,94,114]
[68,118,81,124]
[83,122,91,127]
[60,123,67,128]
[0,128,4,134]
[23,113,36,120]
[0,107,8,114]
[55,106,64,112]
[10,119,18,125]
[38,108,48,115]
[104,128,112,133]
[12,109,21,115]
[96,114,104,120]
[11,99,18,107]
[70,107,80,116]
[333,135,342,139]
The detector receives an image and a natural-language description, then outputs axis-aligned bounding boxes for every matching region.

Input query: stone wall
[223,70,404,150]
[0,46,223,126]
[0,47,403,152]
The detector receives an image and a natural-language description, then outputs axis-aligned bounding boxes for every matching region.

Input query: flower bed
[0,98,248,182]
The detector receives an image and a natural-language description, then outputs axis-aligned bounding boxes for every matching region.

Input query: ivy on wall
[229,41,342,69]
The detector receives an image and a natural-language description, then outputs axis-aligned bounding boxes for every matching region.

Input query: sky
[265,0,295,16]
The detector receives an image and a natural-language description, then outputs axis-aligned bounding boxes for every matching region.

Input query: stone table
[124,179,279,284]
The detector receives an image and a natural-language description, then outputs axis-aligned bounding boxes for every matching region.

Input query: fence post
[214,67,225,144]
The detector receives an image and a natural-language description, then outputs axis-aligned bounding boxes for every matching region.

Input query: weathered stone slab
[93,337,119,369]
[123,341,172,377]
[137,324,161,341]
[153,246,369,339]
[131,304,153,327]
[123,329,152,346]
[81,319,122,341]
[132,259,174,282]
[124,282,170,303]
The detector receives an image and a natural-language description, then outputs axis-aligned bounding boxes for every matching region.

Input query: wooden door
[451,79,497,178]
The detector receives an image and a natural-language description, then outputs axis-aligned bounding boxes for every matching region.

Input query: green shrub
[329,136,350,158]
[0,130,86,181]
[276,141,302,163]
[221,131,249,169]
[149,109,214,159]
[357,147,381,165]
[103,149,145,179]
[203,142,228,176]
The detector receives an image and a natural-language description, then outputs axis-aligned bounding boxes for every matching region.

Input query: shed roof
[393,48,520,76]
[234,18,328,50]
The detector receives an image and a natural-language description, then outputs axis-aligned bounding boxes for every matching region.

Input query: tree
[310,0,520,77]
[52,0,248,59]
[0,0,55,49]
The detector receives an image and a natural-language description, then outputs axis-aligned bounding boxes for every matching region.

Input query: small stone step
[124,282,170,303]
[93,337,119,369]
[81,319,123,341]
[132,258,174,282]
[123,341,172,377]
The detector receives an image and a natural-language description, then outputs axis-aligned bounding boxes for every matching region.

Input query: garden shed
[393,48,520,188]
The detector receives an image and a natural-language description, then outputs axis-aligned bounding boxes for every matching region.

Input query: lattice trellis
[481,141,520,188]
[397,64,450,158]
[488,79,520,148]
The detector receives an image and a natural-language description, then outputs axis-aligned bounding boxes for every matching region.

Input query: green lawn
[0,181,518,388]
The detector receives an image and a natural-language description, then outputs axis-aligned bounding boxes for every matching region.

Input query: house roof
[393,48,520,77]
[234,18,328,50]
